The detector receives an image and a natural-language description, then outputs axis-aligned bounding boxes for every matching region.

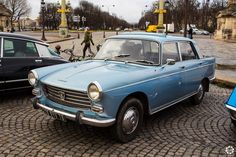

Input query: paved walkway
[0,85,235,157]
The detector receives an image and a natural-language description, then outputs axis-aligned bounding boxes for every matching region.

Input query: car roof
[109,32,194,43]
[0,32,48,45]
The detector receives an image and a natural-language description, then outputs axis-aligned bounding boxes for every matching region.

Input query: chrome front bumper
[36,103,116,127]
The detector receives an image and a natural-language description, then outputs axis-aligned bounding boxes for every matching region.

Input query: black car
[0,33,68,92]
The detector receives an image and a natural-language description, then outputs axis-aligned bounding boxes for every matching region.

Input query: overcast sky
[28,0,155,23]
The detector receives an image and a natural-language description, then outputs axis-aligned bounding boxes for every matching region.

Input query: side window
[3,39,39,57]
[26,42,38,57]
[3,39,14,57]
[141,41,160,64]
[36,44,52,57]
[179,42,197,61]
[162,42,180,64]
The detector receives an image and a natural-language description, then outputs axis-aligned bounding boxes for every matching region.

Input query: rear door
[2,38,42,90]
[178,41,203,95]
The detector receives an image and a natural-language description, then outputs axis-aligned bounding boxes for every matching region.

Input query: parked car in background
[180,29,209,35]
[193,29,202,35]
[0,33,68,92]
[30,32,215,142]
[199,29,210,35]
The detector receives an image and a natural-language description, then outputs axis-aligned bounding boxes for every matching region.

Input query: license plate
[42,109,67,122]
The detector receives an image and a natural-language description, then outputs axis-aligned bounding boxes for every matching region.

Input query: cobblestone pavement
[0,85,235,157]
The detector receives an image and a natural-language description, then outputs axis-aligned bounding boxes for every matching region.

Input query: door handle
[180,66,185,69]
[35,59,42,63]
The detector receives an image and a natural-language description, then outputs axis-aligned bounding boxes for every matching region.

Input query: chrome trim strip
[107,63,215,92]
[0,81,4,84]
[226,105,236,112]
[37,103,76,119]
[0,86,31,92]
[5,79,28,83]
[36,103,116,127]
[151,91,197,115]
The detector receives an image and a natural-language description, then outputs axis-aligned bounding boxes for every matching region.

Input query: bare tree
[4,0,31,30]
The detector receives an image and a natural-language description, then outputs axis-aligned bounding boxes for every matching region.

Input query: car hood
[41,60,156,92]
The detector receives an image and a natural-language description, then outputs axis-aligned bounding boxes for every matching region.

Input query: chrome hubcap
[196,84,203,100]
[122,107,139,134]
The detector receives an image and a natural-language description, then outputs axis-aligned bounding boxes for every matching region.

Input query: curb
[213,78,236,89]
[46,37,76,44]
[216,64,236,70]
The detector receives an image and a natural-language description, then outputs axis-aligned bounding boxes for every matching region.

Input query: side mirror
[96,44,102,52]
[166,59,176,65]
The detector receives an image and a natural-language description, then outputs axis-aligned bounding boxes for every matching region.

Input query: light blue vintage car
[29,32,215,142]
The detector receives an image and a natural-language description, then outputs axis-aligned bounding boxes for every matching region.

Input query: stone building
[215,0,236,41]
[0,3,11,31]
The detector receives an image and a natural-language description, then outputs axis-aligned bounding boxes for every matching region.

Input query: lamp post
[164,0,170,35]
[41,0,47,41]
[184,0,189,37]
[102,4,115,32]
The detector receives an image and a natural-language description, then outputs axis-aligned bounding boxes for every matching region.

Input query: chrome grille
[43,84,91,109]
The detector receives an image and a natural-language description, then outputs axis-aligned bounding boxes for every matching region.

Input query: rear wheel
[190,83,205,105]
[111,98,144,143]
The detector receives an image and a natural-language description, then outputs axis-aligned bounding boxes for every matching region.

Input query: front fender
[97,81,155,118]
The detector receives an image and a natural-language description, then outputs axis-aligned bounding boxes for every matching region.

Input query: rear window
[36,44,56,57]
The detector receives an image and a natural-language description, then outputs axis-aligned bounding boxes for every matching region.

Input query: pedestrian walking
[188,25,193,39]
[81,27,95,58]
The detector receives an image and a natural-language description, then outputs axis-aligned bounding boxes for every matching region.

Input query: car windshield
[94,39,160,65]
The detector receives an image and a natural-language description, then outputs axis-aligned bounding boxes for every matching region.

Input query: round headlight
[28,70,38,86]
[88,82,102,101]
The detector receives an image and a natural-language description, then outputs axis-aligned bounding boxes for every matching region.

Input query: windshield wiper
[135,60,154,64]
[115,54,130,58]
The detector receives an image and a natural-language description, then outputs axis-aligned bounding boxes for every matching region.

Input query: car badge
[59,91,65,100]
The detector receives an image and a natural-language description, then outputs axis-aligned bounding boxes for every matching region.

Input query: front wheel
[111,98,144,143]
[190,83,205,105]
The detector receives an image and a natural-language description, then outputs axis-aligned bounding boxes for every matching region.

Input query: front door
[150,42,184,112]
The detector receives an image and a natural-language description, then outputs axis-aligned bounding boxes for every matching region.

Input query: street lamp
[101,4,115,29]
[184,0,189,37]
[41,0,47,41]
[164,0,170,35]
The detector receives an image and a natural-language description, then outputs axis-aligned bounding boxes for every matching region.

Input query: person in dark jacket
[81,27,95,58]
[188,25,193,39]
